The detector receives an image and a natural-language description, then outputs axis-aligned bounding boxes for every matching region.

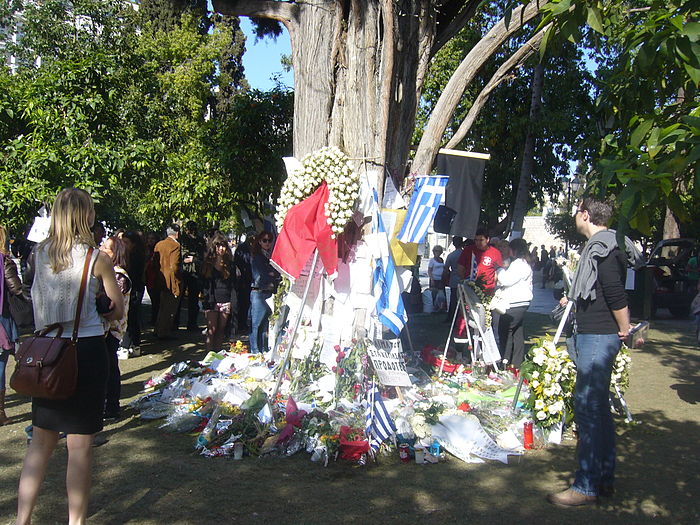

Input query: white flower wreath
[275,146,360,236]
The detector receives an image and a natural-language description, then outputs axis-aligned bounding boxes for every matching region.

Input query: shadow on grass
[1,312,698,524]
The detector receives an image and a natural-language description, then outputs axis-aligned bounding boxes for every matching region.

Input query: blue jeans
[0,349,10,388]
[571,332,620,496]
[249,290,272,354]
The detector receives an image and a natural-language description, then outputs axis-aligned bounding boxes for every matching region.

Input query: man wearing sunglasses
[548,197,634,507]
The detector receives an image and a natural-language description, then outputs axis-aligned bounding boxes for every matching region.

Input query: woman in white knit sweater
[496,238,534,368]
[16,188,123,525]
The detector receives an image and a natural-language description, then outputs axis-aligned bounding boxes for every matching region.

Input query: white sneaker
[117,348,130,360]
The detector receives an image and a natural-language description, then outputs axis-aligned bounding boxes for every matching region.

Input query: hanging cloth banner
[271,182,338,281]
[437,153,486,239]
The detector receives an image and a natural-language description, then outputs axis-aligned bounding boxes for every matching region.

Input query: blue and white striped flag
[372,188,407,335]
[397,176,448,243]
[365,383,397,454]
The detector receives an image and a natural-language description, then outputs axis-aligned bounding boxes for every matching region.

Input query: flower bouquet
[520,337,576,429]
[611,344,632,394]
[339,425,370,460]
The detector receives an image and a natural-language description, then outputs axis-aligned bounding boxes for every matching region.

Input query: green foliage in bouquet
[290,341,329,402]
[334,339,369,404]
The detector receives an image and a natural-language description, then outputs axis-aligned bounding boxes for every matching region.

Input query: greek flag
[397,176,449,243]
[365,384,397,454]
[372,189,407,336]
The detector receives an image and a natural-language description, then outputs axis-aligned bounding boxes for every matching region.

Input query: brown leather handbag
[10,248,93,400]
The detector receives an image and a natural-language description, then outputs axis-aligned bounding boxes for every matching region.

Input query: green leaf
[658,177,673,196]
[684,62,700,86]
[586,7,605,35]
[682,22,700,42]
[539,25,553,61]
[681,115,700,130]
[630,120,653,149]
[551,0,572,16]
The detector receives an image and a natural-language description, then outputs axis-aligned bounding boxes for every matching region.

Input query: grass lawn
[1,310,698,524]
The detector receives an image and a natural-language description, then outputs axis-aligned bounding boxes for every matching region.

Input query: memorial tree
[212,0,548,192]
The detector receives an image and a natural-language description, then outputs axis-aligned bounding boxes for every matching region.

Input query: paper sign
[28,216,50,243]
[367,339,412,387]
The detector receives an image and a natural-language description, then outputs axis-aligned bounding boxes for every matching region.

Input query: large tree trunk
[213,1,539,194]
[510,62,544,234]
[214,0,442,193]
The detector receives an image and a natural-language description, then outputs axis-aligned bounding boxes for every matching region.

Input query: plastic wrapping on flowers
[131,338,546,465]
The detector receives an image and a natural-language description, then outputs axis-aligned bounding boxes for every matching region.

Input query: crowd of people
[1,189,284,523]
[0,188,676,517]
[423,227,537,368]
[1,206,282,426]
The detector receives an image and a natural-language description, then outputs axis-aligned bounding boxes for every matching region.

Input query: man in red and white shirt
[457,227,503,296]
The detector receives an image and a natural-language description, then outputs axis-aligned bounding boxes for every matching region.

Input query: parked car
[645,238,699,318]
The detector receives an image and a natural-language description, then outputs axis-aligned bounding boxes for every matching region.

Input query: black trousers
[105,333,121,414]
[175,273,201,329]
[126,286,144,347]
[498,305,528,367]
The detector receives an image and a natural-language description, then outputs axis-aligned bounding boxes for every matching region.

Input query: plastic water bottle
[430,439,441,457]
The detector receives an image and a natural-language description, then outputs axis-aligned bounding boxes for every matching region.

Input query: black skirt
[32,335,108,435]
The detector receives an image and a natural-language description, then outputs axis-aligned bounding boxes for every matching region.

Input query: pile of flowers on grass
[132,340,535,465]
[132,334,634,463]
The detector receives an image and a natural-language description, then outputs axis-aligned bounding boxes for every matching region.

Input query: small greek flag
[372,189,407,335]
[365,384,397,454]
[397,176,448,243]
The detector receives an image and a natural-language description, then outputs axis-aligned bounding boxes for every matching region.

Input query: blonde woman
[17,188,123,525]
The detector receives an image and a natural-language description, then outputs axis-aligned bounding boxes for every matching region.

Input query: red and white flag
[271,182,338,280]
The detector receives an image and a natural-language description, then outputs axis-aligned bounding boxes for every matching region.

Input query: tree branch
[212,0,297,25]
[445,24,549,149]
[412,0,541,175]
[432,0,482,57]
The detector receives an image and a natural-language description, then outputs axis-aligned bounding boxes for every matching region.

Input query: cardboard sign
[367,339,412,387]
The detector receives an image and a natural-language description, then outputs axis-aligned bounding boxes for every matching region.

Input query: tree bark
[510,62,544,234]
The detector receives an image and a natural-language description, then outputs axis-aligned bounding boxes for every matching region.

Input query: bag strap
[71,247,94,343]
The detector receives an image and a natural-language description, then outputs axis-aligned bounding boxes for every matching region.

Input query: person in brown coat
[153,224,182,339]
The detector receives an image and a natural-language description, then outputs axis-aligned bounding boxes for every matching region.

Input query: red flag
[271,182,338,280]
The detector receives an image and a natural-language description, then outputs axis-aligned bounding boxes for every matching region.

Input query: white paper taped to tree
[431,413,518,464]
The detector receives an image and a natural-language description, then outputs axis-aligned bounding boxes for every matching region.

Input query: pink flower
[338,368,345,375]
[334,345,341,352]
[332,366,337,373]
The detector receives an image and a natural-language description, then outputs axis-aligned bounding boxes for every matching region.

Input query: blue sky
[240,18,293,91]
